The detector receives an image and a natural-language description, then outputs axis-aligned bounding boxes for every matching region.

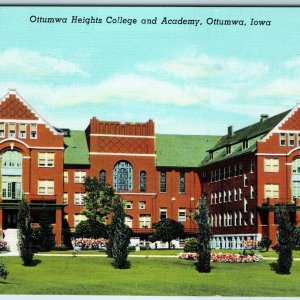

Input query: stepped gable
[0,92,38,120]
[278,106,300,130]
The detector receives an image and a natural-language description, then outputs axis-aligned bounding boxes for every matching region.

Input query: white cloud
[0,48,87,77]
[284,57,300,70]
[137,52,269,81]
[0,74,235,107]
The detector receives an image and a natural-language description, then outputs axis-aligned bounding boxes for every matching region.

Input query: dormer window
[209,151,214,160]
[226,145,231,155]
[8,123,16,138]
[242,139,248,149]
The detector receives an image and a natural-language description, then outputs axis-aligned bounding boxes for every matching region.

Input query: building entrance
[3,210,18,229]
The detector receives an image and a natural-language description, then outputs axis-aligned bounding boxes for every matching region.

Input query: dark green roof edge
[64,130,90,165]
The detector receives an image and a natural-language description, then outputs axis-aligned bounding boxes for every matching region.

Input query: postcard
[0,5,299,299]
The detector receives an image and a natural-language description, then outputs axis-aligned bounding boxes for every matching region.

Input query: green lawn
[0,256,299,296]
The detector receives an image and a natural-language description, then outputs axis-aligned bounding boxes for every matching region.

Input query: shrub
[0,263,8,280]
[53,244,69,251]
[75,220,108,239]
[184,238,199,253]
[38,206,55,251]
[258,236,272,252]
[0,240,9,252]
[293,227,300,250]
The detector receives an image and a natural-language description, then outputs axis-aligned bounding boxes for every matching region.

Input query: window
[223,190,227,202]
[238,162,243,175]
[298,134,300,147]
[280,133,286,146]
[63,193,68,204]
[8,123,16,138]
[63,171,68,183]
[223,213,227,227]
[218,213,222,227]
[214,169,218,182]
[239,210,242,226]
[228,213,232,226]
[0,123,5,137]
[160,171,166,193]
[244,198,248,212]
[209,151,213,160]
[264,158,279,172]
[210,170,214,183]
[179,172,185,193]
[242,139,248,149]
[30,124,37,139]
[289,133,295,146]
[224,167,228,179]
[74,171,86,183]
[178,208,186,222]
[139,201,146,210]
[243,174,248,187]
[214,192,217,204]
[211,214,214,227]
[38,152,54,167]
[226,145,231,155]
[250,211,255,225]
[234,188,237,201]
[264,184,279,199]
[113,161,133,191]
[220,168,223,180]
[160,208,167,220]
[99,170,106,185]
[219,191,222,203]
[250,159,255,173]
[74,214,87,227]
[234,164,237,176]
[214,213,217,227]
[19,123,26,138]
[234,211,238,226]
[250,185,254,199]
[125,216,133,228]
[74,193,85,205]
[139,214,151,228]
[239,188,242,200]
[38,180,54,195]
[126,201,133,210]
[210,193,214,205]
[139,171,146,192]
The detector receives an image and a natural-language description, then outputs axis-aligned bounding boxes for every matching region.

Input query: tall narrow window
[244,198,248,212]
[139,171,146,192]
[159,208,167,220]
[160,171,166,193]
[250,211,255,225]
[113,161,133,191]
[243,173,248,187]
[226,145,231,155]
[0,123,5,138]
[179,172,185,193]
[211,193,214,205]
[228,190,232,202]
[63,171,68,183]
[289,133,295,146]
[8,123,16,138]
[280,133,286,146]
[239,162,243,175]
[178,208,186,222]
[242,139,248,149]
[63,193,68,204]
[250,185,254,199]
[250,159,255,173]
[239,188,242,200]
[30,124,37,139]
[99,170,106,185]
[19,123,26,138]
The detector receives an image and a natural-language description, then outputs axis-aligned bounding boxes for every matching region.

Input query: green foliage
[293,227,300,250]
[152,218,184,249]
[258,236,272,252]
[82,177,114,223]
[37,206,55,251]
[75,220,108,239]
[275,205,294,274]
[62,217,73,250]
[110,196,132,269]
[17,195,34,266]
[184,238,199,253]
[194,197,211,273]
[0,262,8,280]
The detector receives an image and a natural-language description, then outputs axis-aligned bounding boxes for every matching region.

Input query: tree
[17,195,34,266]
[152,218,184,249]
[37,205,55,251]
[75,220,108,239]
[293,226,300,250]
[194,197,211,273]
[275,205,294,274]
[82,177,114,223]
[258,236,272,252]
[110,196,132,269]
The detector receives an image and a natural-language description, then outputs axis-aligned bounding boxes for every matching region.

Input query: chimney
[260,114,269,122]
[228,126,233,137]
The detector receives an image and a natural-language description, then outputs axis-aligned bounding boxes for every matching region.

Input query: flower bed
[0,240,10,252]
[241,239,259,250]
[72,238,107,250]
[178,252,263,263]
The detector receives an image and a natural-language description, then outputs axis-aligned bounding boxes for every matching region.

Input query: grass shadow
[269,262,290,275]
[26,259,41,267]
[0,281,11,284]
[110,260,131,269]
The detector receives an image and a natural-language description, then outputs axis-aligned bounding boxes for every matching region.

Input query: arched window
[99,170,106,185]
[139,171,146,192]
[113,161,133,191]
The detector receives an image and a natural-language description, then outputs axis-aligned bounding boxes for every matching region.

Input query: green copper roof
[64,130,89,165]
[211,110,291,151]
[155,134,221,168]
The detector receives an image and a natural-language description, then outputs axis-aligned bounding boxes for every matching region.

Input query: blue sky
[0,7,300,135]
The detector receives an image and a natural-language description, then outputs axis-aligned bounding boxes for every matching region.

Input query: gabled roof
[64,130,89,165]
[210,110,290,151]
[155,134,221,168]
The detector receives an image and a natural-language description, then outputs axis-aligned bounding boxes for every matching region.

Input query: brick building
[0,90,299,248]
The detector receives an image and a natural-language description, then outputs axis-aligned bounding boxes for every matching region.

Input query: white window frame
[178,208,186,222]
[19,123,27,139]
[264,184,279,199]
[30,123,37,139]
[289,133,295,146]
[250,211,255,225]
[250,185,254,199]
[264,158,279,172]
[38,152,54,167]
[74,193,85,205]
[74,171,86,183]
[280,133,286,146]
[74,214,87,227]
[0,122,5,138]
[139,201,146,210]
[239,188,242,200]
[63,193,68,204]
[139,214,151,228]
[126,201,133,210]
[64,171,68,183]
[8,123,16,138]
[159,208,167,220]
[38,180,54,195]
